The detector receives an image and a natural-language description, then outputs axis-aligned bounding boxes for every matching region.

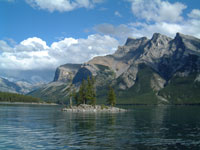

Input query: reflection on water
[0,104,200,149]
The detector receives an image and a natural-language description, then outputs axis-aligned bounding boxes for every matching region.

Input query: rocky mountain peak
[151,33,172,43]
[125,37,136,46]
[175,32,182,37]
[174,32,184,43]
[125,37,148,46]
[29,32,200,104]
[174,32,200,54]
[175,32,192,39]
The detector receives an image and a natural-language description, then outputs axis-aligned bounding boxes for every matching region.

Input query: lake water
[0,104,200,150]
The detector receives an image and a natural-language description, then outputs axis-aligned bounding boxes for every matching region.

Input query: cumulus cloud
[127,0,200,38]
[0,35,119,70]
[130,21,200,38]
[95,20,200,41]
[188,9,200,19]
[25,0,104,12]
[0,40,13,52]
[49,34,119,64]
[128,0,186,23]
[95,0,200,42]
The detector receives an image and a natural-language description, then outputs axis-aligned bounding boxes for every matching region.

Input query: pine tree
[76,76,97,105]
[78,79,87,104]
[86,76,93,104]
[107,85,116,107]
[68,84,74,107]
[84,76,96,105]
[72,89,79,106]
[91,76,96,105]
[86,76,96,105]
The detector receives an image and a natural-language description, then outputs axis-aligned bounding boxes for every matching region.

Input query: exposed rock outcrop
[30,33,200,104]
[62,104,126,113]
[54,64,81,82]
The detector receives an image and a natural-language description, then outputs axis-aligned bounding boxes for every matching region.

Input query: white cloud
[127,0,200,38]
[0,34,119,70]
[0,40,13,52]
[95,19,200,42]
[16,37,49,52]
[128,0,186,23]
[49,34,119,64]
[114,11,122,17]
[25,0,104,12]
[188,9,200,19]
[95,0,200,42]
[129,22,184,38]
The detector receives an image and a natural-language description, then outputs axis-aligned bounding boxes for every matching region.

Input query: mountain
[0,69,55,84]
[29,33,200,104]
[0,77,45,94]
[29,64,81,102]
[0,77,21,93]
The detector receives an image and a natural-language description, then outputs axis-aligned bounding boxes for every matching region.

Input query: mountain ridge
[29,32,200,104]
[0,76,45,94]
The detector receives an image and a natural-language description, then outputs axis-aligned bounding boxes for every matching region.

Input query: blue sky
[1,0,133,44]
[0,0,200,72]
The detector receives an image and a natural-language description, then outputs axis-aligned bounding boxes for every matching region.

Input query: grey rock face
[195,74,200,82]
[30,32,200,102]
[72,67,92,84]
[51,33,200,90]
[150,73,166,91]
[53,64,81,82]
[140,33,172,64]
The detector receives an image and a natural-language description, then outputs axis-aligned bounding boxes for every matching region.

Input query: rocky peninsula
[62,104,126,113]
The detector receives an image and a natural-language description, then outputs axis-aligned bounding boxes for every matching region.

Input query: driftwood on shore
[62,104,126,113]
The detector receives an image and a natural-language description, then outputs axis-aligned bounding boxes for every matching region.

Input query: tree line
[69,76,116,106]
[0,92,41,103]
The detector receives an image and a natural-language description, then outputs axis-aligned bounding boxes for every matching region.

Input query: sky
[0,0,200,74]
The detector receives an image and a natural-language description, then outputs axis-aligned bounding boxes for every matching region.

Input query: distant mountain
[29,64,81,102]
[0,77,45,94]
[0,69,55,84]
[0,77,21,93]
[29,33,200,104]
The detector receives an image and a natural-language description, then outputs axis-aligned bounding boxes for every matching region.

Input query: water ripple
[0,105,200,149]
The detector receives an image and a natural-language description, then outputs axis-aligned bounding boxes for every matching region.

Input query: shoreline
[62,104,127,113]
[0,101,58,106]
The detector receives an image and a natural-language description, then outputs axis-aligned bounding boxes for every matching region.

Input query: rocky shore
[62,104,126,113]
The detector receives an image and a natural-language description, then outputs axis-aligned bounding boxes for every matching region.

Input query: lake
[0,104,200,149]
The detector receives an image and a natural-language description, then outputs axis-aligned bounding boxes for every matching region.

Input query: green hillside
[158,73,200,104]
[0,91,41,103]
[114,64,159,104]
[29,84,69,103]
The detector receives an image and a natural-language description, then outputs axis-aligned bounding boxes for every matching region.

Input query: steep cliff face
[53,64,81,82]
[30,33,200,104]
[29,64,81,102]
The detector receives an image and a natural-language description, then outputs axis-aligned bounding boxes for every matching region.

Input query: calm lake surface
[0,104,200,150]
